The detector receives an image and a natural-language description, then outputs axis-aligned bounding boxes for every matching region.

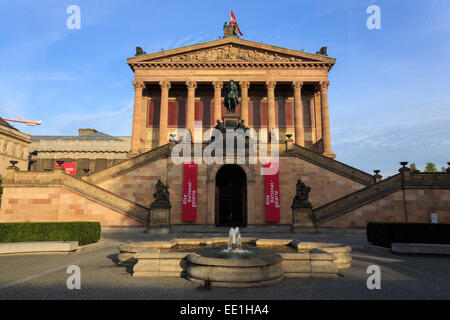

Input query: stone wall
[318,189,450,228]
[97,158,169,208]
[0,186,144,227]
[0,125,31,176]
[253,157,365,225]
[94,149,366,226]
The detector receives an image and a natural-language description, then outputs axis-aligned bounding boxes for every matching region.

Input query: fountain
[226,227,244,252]
[185,227,284,287]
[117,228,353,287]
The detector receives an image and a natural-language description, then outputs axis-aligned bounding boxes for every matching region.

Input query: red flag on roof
[230,9,243,36]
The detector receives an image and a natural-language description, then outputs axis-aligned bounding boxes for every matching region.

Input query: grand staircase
[7,169,149,224]
[313,171,450,225]
[313,174,403,225]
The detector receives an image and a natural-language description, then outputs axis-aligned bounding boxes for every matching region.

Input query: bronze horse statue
[223,80,239,114]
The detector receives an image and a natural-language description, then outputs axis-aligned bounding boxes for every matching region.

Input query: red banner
[264,162,280,222]
[54,162,76,176]
[182,163,198,222]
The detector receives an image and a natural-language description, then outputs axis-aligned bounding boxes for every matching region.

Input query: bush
[367,223,450,248]
[0,222,101,245]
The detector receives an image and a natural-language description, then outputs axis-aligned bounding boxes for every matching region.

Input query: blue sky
[0,0,449,176]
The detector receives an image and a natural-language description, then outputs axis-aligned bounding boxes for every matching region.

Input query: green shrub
[0,222,101,245]
[367,223,450,248]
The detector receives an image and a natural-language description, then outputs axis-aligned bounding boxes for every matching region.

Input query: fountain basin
[118,238,352,285]
[185,253,283,287]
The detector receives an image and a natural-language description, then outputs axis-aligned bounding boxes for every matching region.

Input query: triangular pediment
[127,38,335,66]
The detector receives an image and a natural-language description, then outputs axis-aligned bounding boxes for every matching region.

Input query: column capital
[186,80,197,90]
[319,81,330,90]
[266,81,276,90]
[292,81,304,90]
[159,80,171,90]
[213,81,223,90]
[240,80,250,90]
[133,80,145,90]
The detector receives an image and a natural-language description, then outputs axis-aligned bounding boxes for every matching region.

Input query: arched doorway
[215,165,247,227]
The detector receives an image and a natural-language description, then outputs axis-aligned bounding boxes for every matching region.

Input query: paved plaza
[0,232,449,300]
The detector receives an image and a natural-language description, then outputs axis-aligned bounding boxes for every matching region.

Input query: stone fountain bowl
[117,238,352,287]
[185,252,283,288]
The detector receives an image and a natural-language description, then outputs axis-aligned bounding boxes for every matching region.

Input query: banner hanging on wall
[182,162,198,222]
[264,162,280,222]
[54,162,76,176]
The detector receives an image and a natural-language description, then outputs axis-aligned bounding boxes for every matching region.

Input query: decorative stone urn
[148,180,171,233]
[291,179,314,230]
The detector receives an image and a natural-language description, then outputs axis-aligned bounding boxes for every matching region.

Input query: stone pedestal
[292,208,314,229]
[147,208,171,234]
[222,113,240,129]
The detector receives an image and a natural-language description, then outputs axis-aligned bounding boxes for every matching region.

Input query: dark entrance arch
[215,165,247,227]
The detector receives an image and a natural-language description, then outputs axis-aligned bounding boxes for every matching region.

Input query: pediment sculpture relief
[153,46,304,63]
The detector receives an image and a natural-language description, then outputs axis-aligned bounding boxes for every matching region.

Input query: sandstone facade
[1,36,448,230]
[0,119,31,176]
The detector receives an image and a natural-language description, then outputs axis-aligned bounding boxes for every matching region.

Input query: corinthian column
[186,81,197,140]
[266,81,276,133]
[130,80,145,156]
[309,97,316,144]
[292,81,304,146]
[314,87,322,142]
[320,81,335,158]
[159,80,171,146]
[240,81,250,125]
[213,81,223,123]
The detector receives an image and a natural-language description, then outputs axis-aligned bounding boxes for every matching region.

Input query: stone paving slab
[0,245,449,299]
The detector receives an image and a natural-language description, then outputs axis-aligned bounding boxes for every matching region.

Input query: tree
[442,167,447,173]
[410,163,419,172]
[424,162,438,173]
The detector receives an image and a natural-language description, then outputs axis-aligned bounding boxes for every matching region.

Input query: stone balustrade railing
[313,174,403,224]
[87,143,171,185]
[314,171,450,225]
[288,144,374,186]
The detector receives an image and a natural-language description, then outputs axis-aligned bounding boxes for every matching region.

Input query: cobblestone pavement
[0,232,448,300]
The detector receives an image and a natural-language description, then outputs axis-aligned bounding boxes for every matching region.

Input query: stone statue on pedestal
[291,180,313,209]
[148,180,171,232]
[151,180,171,209]
[291,179,314,230]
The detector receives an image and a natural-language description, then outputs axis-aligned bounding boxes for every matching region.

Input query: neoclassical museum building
[1,28,449,231]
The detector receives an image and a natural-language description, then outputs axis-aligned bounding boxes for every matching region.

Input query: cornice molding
[131,62,333,71]
[128,38,336,64]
